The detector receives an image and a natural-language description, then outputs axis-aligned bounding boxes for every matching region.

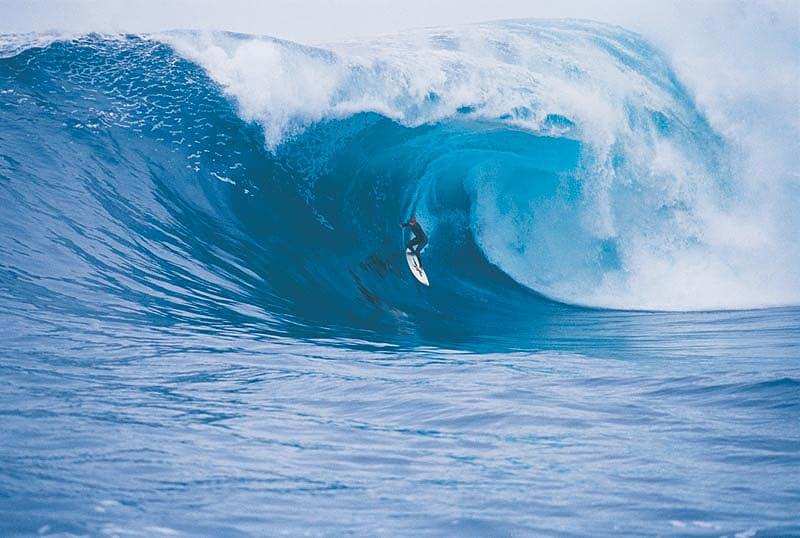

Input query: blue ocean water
[1,21,799,537]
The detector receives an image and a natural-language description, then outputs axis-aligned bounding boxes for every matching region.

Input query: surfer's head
[409,215,416,224]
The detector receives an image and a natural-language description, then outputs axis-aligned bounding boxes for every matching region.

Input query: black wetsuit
[402,220,428,255]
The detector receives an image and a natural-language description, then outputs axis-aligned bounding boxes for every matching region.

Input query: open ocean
[1,20,798,537]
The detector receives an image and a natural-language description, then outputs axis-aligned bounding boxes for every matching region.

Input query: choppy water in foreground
[3,311,799,537]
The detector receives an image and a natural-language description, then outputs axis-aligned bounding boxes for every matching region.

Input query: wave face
[163,20,800,311]
[0,21,798,346]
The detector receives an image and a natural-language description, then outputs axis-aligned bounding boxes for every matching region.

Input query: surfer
[400,215,427,257]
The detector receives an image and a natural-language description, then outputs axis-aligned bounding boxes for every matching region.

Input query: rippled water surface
[3,310,799,537]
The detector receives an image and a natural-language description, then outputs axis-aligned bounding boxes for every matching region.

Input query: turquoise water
[1,24,798,537]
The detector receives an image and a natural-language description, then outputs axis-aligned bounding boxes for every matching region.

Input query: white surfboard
[405,249,429,286]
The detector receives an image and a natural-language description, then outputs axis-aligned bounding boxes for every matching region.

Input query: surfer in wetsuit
[400,215,427,257]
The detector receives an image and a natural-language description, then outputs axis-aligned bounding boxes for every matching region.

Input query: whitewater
[1,18,798,537]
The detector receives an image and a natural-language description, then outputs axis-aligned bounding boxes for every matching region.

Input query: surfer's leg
[414,238,428,255]
[407,237,421,253]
